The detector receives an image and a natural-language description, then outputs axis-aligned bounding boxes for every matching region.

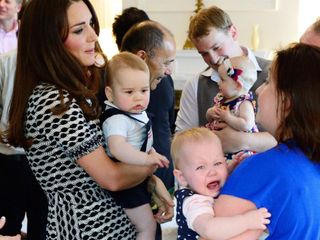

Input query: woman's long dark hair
[273,43,320,163]
[6,0,106,148]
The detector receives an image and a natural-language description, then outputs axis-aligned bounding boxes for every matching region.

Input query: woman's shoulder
[253,142,301,158]
[244,142,308,171]
[28,83,74,118]
[234,145,285,173]
[30,83,70,106]
[33,82,68,97]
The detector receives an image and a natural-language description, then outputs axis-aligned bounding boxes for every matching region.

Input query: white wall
[122,0,319,52]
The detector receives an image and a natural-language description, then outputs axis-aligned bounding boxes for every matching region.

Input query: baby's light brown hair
[106,51,149,87]
[171,127,222,170]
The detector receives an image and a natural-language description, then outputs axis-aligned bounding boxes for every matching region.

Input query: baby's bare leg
[125,204,157,240]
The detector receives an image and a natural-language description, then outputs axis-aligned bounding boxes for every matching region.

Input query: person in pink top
[0,0,22,54]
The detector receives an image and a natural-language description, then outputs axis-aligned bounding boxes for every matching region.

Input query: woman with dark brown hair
[5,0,172,239]
[214,43,320,239]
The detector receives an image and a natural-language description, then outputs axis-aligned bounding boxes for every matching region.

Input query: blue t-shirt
[221,142,320,239]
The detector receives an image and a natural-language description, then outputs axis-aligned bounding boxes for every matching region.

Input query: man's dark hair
[112,7,150,50]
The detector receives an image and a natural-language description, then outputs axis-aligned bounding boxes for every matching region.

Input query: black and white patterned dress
[24,83,136,240]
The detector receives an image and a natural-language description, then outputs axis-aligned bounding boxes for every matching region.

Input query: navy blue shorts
[109,177,151,209]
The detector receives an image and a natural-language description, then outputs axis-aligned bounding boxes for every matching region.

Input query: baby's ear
[235,80,243,90]
[173,169,188,187]
[136,50,147,61]
[105,86,113,102]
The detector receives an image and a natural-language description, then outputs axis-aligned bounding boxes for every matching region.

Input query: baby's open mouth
[207,181,220,190]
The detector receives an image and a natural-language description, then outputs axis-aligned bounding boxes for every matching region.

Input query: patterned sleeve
[27,85,103,161]
[183,194,215,231]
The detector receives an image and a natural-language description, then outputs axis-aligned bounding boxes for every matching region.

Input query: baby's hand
[215,105,231,121]
[228,151,252,174]
[206,106,220,121]
[244,208,271,230]
[233,151,255,164]
[212,121,227,130]
[147,148,169,168]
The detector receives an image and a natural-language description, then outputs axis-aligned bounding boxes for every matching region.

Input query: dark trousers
[0,153,48,239]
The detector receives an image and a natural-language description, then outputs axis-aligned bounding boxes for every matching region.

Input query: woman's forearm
[111,162,154,190]
[242,131,277,152]
[214,127,277,153]
[77,146,155,191]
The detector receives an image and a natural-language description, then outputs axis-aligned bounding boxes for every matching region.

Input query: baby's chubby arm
[193,208,270,240]
[108,135,169,168]
[217,101,255,132]
[183,194,270,240]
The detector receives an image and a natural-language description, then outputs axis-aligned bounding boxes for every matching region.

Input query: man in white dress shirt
[175,5,276,153]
